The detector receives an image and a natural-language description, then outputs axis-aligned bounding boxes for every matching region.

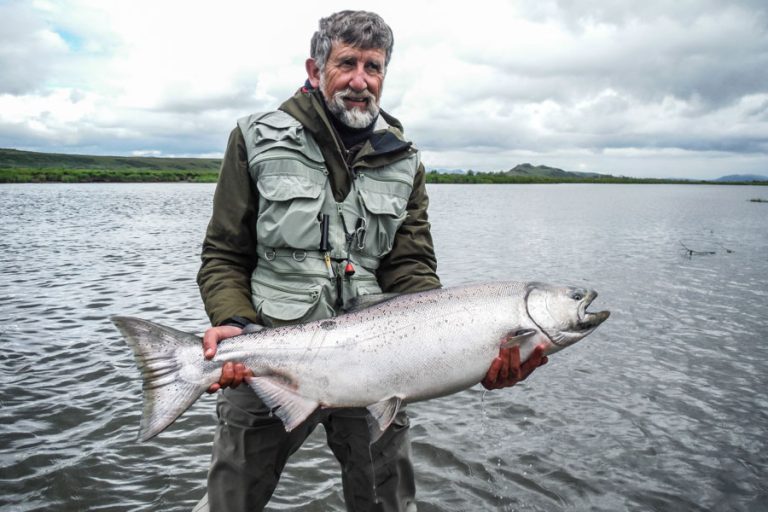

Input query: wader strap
[256,244,381,269]
[256,245,325,262]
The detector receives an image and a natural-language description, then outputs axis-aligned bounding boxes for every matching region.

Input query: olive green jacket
[197,89,441,327]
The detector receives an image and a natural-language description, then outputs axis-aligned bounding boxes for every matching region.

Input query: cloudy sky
[1,0,767,179]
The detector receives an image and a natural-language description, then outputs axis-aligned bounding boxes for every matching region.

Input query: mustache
[332,88,377,103]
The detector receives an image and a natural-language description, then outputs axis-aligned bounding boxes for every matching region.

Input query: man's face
[307,42,387,128]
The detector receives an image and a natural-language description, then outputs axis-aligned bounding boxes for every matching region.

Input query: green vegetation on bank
[0,148,221,183]
[0,167,219,183]
[1,148,767,185]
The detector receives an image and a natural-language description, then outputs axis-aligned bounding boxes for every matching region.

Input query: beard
[321,81,380,129]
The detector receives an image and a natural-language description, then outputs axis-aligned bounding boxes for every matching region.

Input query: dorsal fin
[246,376,318,432]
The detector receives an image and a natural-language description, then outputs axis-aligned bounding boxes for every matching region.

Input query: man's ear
[305,58,321,88]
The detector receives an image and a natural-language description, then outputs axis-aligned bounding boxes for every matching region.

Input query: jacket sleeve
[376,161,442,293]
[197,127,260,326]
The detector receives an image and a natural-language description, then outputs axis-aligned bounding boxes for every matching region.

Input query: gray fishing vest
[237,110,419,327]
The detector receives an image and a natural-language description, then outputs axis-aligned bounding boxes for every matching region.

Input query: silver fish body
[113,281,609,441]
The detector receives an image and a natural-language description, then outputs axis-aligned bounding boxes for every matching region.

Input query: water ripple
[1,183,767,511]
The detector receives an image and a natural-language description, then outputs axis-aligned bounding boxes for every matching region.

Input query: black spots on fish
[320,320,337,331]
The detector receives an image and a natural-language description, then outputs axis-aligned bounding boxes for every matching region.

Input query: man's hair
[310,10,394,72]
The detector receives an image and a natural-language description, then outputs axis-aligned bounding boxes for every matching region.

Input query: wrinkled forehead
[328,41,387,64]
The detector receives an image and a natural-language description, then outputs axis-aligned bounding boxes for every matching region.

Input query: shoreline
[1,172,766,186]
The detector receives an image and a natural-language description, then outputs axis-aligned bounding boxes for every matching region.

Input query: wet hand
[481,344,548,390]
[202,325,253,393]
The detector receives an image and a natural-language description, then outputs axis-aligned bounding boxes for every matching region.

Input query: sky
[1,0,767,179]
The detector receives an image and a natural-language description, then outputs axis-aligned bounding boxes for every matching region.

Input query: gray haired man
[195,10,547,511]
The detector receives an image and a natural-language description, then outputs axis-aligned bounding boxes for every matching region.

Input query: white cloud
[0,0,766,178]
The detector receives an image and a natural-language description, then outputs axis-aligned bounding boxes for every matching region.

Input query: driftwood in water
[718,243,734,254]
[679,241,715,257]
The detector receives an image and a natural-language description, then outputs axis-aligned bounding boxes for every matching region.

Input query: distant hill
[714,174,768,182]
[430,163,609,179]
[504,163,607,179]
[0,148,221,171]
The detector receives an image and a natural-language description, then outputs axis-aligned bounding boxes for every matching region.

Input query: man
[196,10,547,511]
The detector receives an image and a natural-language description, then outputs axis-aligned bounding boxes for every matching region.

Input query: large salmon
[113,281,609,441]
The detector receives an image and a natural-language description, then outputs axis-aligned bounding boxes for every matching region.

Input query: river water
[1,183,767,511]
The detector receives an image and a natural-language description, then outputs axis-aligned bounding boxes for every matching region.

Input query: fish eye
[571,292,584,301]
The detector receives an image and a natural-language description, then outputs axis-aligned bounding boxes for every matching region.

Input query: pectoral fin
[501,329,537,348]
[246,376,319,432]
[366,396,402,443]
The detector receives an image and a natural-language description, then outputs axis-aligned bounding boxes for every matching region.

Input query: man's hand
[481,344,548,390]
[203,325,253,393]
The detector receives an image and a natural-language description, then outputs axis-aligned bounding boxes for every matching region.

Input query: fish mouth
[550,292,610,347]
[576,291,610,330]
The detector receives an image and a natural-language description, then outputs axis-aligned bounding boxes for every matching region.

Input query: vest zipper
[253,152,326,171]
[356,171,413,187]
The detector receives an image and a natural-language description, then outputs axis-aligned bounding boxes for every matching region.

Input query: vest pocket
[255,160,327,250]
[245,112,324,161]
[346,270,382,299]
[356,185,409,257]
[251,276,330,327]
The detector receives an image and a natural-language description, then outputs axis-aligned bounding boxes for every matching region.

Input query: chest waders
[237,111,419,328]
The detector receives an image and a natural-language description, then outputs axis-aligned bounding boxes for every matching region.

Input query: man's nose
[349,65,368,91]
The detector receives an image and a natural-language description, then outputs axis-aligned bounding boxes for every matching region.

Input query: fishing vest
[237,110,419,328]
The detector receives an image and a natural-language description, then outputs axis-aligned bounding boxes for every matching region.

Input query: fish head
[525,283,610,352]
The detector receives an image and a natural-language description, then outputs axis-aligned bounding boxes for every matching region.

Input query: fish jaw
[525,284,610,352]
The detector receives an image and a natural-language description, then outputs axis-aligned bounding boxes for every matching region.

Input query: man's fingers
[220,361,234,387]
[510,345,522,381]
[486,357,502,384]
[202,325,244,360]
[231,363,247,388]
[203,330,219,359]
[499,348,511,380]
[206,364,253,393]
[520,344,548,379]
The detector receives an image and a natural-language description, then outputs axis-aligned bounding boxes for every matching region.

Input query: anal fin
[246,376,319,432]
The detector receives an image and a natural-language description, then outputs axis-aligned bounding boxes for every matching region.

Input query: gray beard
[322,83,380,129]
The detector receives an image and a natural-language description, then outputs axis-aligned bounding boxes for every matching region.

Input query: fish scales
[113,281,609,441]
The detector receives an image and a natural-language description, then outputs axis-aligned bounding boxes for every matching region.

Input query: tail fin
[112,316,207,441]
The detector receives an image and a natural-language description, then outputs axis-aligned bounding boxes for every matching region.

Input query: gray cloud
[0,3,68,94]
[471,7,768,108]
[1,0,766,179]
[384,0,768,177]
